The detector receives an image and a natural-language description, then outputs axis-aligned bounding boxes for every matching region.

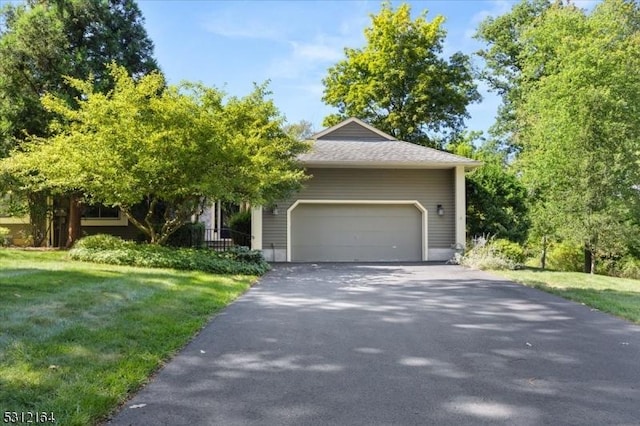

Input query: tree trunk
[27,192,49,247]
[584,244,592,274]
[66,195,82,248]
[540,235,547,270]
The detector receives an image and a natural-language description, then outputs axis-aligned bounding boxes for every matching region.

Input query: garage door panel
[291,204,422,262]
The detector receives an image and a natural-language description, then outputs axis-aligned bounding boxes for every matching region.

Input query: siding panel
[318,122,388,141]
[262,168,455,252]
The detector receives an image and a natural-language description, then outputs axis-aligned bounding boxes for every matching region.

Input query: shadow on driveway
[109,263,640,426]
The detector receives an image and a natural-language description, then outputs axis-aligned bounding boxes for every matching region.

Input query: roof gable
[300,117,481,169]
[312,117,396,141]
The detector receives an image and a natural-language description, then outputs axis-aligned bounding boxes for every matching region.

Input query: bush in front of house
[73,233,135,250]
[456,236,524,270]
[166,222,206,248]
[70,234,270,275]
[228,210,251,247]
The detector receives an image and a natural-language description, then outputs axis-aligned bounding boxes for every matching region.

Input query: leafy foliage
[3,65,308,244]
[73,233,134,250]
[474,0,552,147]
[490,238,525,264]
[456,236,524,270]
[514,0,640,271]
[0,0,157,150]
[70,235,271,275]
[228,210,252,246]
[166,222,206,248]
[446,133,529,243]
[322,2,480,148]
[466,163,529,244]
[283,119,314,141]
[0,0,158,246]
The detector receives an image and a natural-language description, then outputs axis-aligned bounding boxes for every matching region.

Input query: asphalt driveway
[109,264,640,426]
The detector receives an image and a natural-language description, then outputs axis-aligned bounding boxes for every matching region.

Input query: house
[0,196,139,247]
[249,117,481,262]
[1,117,480,256]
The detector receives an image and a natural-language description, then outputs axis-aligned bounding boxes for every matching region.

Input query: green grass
[494,268,640,324]
[0,249,254,425]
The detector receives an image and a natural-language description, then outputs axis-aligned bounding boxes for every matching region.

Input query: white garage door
[291,203,422,262]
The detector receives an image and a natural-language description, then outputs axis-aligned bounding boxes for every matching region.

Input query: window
[82,204,120,219]
[81,204,128,226]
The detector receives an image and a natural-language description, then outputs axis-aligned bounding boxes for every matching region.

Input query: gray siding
[319,121,389,141]
[263,168,455,252]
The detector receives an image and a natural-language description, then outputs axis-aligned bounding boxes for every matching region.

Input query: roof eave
[300,160,483,169]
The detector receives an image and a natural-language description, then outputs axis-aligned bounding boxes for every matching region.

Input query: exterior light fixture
[271,205,279,215]
[437,204,445,216]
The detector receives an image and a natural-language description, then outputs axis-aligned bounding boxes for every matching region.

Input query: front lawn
[0,250,254,425]
[494,268,640,324]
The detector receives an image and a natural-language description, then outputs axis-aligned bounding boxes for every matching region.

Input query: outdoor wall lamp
[437,204,445,216]
[271,205,279,215]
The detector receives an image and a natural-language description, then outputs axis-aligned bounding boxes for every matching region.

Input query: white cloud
[465,0,511,40]
[290,37,345,63]
[267,16,364,80]
[266,35,348,80]
[201,11,284,40]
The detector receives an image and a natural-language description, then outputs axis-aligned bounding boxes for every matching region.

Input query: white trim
[311,117,397,141]
[216,202,222,240]
[455,166,466,249]
[286,199,428,262]
[0,216,29,224]
[251,206,262,250]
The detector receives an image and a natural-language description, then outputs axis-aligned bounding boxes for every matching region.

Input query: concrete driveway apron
[109,264,640,426]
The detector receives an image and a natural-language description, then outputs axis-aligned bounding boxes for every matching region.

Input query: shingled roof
[298,118,482,169]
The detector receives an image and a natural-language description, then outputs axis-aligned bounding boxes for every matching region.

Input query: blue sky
[137,0,595,136]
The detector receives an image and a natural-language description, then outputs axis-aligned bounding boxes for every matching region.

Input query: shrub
[0,227,10,246]
[166,222,205,248]
[457,236,524,270]
[617,256,640,280]
[546,243,583,272]
[221,246,265,264]
[598,255,640,279]
[228,211,251,247]
[73,234,134,250]
[69,242,270,275]
[490,238,525,264]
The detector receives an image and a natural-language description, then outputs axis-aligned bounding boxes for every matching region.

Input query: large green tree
[0,0,157,246]
[475,0,552,150]
[515,0,640,272]
[447,133,529,243]
[0,0,157,150]
[322,2,480,148]
[3,65,308,245]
